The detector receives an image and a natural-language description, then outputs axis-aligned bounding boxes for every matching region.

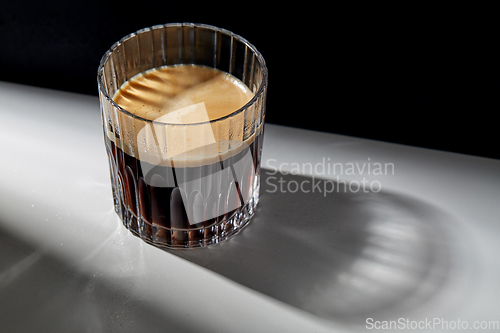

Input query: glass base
[115,193,258,249]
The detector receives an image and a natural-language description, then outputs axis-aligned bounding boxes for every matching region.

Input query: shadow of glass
[170,169,456,325]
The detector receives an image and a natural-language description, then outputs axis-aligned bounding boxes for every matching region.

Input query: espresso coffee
[105,64,263,247]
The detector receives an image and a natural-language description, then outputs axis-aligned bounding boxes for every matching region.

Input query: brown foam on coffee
[108,65,259,167]
[113,65,253,123]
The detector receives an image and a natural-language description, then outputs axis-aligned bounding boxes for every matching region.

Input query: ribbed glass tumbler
[97,23,267,248]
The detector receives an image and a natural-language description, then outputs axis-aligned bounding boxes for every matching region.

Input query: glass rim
[97,22,268,126]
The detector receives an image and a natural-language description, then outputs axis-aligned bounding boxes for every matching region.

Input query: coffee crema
[113,64,254,123]
[107,65,258,167]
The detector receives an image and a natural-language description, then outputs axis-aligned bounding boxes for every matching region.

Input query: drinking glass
[97,23,267,248]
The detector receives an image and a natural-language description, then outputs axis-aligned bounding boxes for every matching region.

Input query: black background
[1,2,498,159]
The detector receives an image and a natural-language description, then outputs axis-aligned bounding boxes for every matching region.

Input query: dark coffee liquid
[105,130,263,247]
[107,64,261,248]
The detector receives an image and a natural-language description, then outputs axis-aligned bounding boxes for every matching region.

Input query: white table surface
[1,81,499,332]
